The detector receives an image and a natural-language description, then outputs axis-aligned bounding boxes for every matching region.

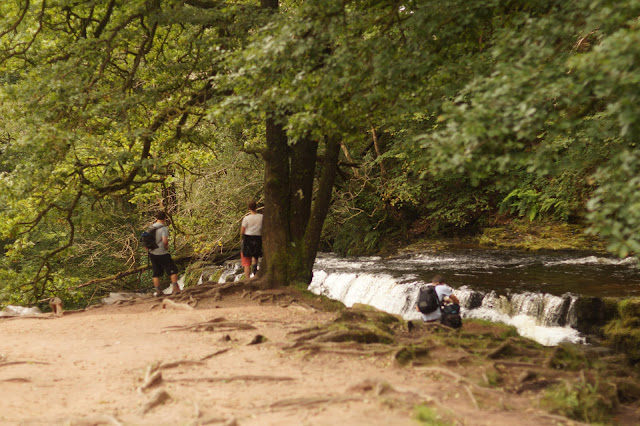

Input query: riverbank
[387,222,607,256]
[1,285,638,425]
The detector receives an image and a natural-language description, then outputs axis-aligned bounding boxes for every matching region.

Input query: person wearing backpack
[146,211,180,297]
[416,275,460,324]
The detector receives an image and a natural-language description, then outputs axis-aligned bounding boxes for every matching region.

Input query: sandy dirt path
[0,295,572,425]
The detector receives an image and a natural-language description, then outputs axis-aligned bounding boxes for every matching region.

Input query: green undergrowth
[541,377,618,424]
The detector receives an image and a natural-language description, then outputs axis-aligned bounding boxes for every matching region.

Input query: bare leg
[49,297,63,316]
[152,277,161,296]
[170,274,180,293]
[243,265,251,279]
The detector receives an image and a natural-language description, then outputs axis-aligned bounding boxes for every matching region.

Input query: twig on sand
[160,360,205,369]
[200,348,230,361]
[63,414,123,426]
[0,315,54,320]
[167,375,295,383]
[464,384,479,409]
[0,360,50,368]
[163,318,256,333]
[141,389,171,414]
[138,365,163,393]
[0,377,31,383]
[268,396,360,410]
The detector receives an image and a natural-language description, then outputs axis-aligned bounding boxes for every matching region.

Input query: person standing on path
[241,200,263,279]
[148,211,180,297]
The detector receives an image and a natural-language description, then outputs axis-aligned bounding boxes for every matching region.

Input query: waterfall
[207,249,634,346]
[309,271,418,317]
[309,271,585,346]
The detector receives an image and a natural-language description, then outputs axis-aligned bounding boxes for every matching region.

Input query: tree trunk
[300,135,341,280]
[261,117,290,288]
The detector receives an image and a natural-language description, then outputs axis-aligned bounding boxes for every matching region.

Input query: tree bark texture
[260,120,340,287]
[261,117,291,287]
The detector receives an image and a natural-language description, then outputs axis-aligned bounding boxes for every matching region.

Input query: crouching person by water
[416,275,462,328]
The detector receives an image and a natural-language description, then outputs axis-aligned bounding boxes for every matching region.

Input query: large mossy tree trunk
[260,117,340,288]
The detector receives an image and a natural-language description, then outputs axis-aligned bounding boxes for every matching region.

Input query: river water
[307,248,640,346]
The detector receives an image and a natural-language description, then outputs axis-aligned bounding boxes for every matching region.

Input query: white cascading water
[309,270,585,346]
[212,251,639,346]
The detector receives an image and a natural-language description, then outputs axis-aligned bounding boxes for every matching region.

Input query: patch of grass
[541,377,618,424]
[547,344,592,371]
[460,318,520,341]
[414,404,453,426]
[485,369,503,387]
[394,345,430,366]
[290,282,346,312]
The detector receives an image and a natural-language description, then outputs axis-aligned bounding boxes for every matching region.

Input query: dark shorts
[149,253,179,278]
[242,235,262,258]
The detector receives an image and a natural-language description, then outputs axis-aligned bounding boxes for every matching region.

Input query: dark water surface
[315,248,640,298]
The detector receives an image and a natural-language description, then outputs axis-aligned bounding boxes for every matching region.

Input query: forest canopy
[1,0,640,307]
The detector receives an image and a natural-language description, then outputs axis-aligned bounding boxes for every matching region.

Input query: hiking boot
[153,289,162,297]
[171,283,180,294]
[251,265,258,275]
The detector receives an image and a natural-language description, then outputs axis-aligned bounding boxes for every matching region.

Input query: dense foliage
[1,0,640,305]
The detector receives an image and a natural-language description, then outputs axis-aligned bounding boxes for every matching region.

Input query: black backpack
[140,226,162,250]
[417,286,440,314]
[440,303,462,329]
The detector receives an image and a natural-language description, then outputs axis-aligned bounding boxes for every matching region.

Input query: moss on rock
[603,297,640,364]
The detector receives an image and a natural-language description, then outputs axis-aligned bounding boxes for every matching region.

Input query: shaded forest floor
[0,285,638,425]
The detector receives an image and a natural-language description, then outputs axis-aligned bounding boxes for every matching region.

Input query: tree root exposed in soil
[174,281,259,304]
[286,341,395,359]
[163,317,256,333]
